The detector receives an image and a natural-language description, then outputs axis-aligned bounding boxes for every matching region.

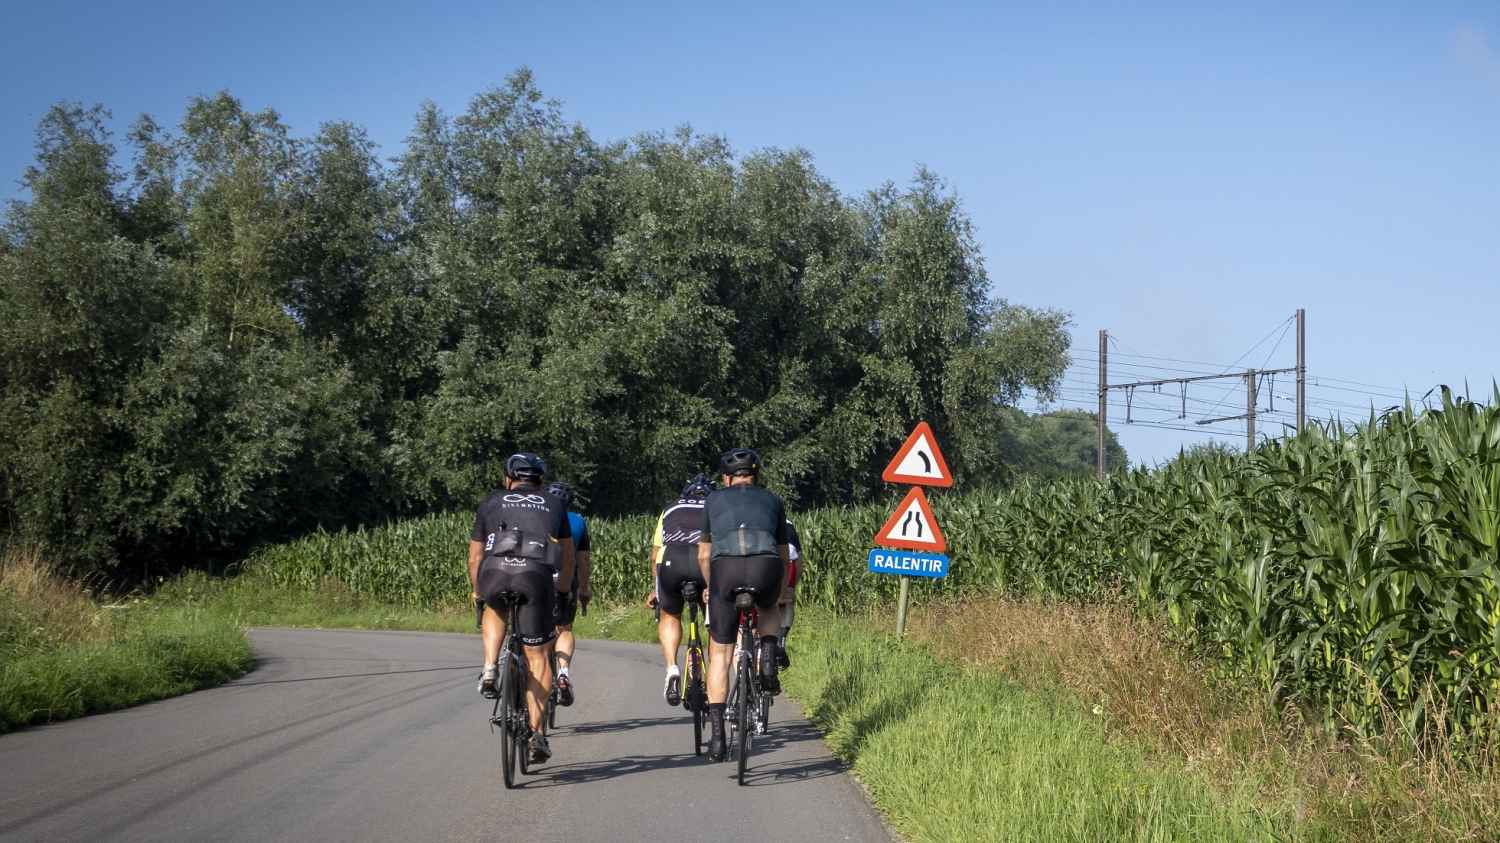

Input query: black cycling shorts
[656,552,707,617]
[707,555,784,645]
[477,559,556,646]
[554,589,578,627]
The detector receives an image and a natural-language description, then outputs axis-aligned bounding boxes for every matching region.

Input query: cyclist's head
[681,473,715,499]
[504,452,547,486]
[717,448,761,484]
[546,481,575,508]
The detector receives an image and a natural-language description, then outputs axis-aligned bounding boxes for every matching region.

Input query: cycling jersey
[653,497,707,616]
[698,485,789,560]
[471,483,572,645]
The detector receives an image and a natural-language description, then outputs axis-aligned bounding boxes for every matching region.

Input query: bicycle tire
[499,651,518,789]
[736,626,753,785]
[688,646,704,755]
[516,657,532,775]
[546,654,559,731]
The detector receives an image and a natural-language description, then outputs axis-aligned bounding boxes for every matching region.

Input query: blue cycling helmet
[546,481,575,507]
[681,473,715,498]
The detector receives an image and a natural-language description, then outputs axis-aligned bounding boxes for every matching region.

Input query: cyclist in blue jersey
[547,482,591,706]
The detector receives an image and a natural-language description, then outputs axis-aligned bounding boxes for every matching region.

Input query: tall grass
[245,388,1500,743]
[0,549,251,733]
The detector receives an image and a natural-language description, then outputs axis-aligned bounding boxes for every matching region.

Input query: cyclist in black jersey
[647,474,713,706]
[468,453,575,764]
[697,448,790,762]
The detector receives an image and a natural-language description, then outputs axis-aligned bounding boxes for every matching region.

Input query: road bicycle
[724,587,772,785]
[480,591,539,789]
[679,580,708,755]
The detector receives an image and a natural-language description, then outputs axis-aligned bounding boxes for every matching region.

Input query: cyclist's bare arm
[697,540,711,588]
[467,540,483,597]
[577,550,592,601]
[777,543,790,602]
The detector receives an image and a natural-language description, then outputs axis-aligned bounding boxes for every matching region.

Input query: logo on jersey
[662,528,702,544]
[503,493,547,505]
[484,533,495,551]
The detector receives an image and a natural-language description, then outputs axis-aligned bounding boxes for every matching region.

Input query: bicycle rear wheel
[687,645,704,755]
[546,655,558,732]
[499,654,518,789]
[516,658,533,775]
[736,631,753,785]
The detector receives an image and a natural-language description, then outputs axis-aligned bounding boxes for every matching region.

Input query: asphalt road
[0,629,891,842]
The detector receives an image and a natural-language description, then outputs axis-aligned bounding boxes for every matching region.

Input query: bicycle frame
[485,595,536,789]
[725,595,772,785]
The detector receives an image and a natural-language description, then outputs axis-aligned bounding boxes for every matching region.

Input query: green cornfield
[245,388,1498,741]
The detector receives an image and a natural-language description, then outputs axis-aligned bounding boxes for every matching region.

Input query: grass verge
[783,607,1290,842]
[0,552,251,734]
[906,597,1500,842]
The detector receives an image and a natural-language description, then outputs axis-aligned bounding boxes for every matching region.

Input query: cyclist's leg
[743,556,785,691]
[656,565,687,668]
[705,558,740,705]
[475,560,510,695]
[704,558,741,759]
[554,587,578,670]
[516,569,558,734]
[553,588,578,704]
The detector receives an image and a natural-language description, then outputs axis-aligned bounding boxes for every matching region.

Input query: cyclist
[547,481,591,706]
[776,518,802,670]
[697,448,790,762]
[647,473,713,707]
[468,452,575,764]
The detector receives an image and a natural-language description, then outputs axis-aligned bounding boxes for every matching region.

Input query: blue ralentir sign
[866,548,949,579]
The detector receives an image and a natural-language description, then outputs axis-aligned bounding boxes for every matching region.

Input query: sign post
[872,422,953,636]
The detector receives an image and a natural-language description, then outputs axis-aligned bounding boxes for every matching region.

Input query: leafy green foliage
[0,71,1071,575]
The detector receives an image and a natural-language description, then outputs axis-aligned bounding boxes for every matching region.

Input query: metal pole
[1246,368,1257,452]
[895,575,911,636]
[1097,330,1107,479]
[1295,308,1306,434]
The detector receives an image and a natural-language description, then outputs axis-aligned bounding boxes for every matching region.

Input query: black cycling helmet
[546,481,575,507]
[681,473,715,498]
[717,447,761,477]
[505,452,547,482]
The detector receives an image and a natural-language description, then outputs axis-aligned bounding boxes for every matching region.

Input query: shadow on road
[227,664,473,687]
[553,715,691,736]
[512,716,843,789]
[515,752,710,788]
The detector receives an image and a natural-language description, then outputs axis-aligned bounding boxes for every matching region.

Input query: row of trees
[0,69,1119,576]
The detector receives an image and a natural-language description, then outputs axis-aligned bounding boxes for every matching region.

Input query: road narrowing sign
[873,486,947,553]
[867,549,949,578]
[881,421,953,487]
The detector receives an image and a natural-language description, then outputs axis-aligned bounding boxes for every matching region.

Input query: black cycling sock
[708,702,725,724]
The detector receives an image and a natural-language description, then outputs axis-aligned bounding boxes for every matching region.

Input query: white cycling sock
[558,665,570,678]
[666,664,680,677]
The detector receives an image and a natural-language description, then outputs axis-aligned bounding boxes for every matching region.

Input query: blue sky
[3,1,1496,464]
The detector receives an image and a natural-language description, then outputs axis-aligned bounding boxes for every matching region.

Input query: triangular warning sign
[881,421,953,487]
[874,487,947,552]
